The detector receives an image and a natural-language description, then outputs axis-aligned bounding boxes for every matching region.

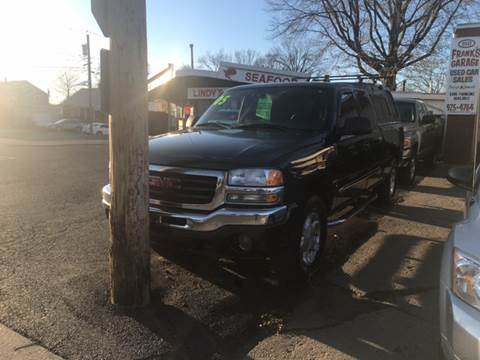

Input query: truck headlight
[228,169,284,187]
[453,248,480,310]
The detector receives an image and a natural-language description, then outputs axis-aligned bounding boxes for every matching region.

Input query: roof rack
[304,74,383,85]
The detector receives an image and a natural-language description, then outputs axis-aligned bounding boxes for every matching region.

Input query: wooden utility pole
[86,33,93,133]
[189,43,194,69]
[92,0,150,306]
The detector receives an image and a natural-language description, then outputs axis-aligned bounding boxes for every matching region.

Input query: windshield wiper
[195,122,233,129]
[235,123,291,131]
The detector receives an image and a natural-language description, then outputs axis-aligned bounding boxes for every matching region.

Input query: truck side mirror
[447,166,473,191]
[338,116,372,136]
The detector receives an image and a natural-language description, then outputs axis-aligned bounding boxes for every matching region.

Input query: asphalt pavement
[0,129,465,359]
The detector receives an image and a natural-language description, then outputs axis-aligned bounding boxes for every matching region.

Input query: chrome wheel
[389,166,397,196]
[299,212,322,267]
[409,159,416,182]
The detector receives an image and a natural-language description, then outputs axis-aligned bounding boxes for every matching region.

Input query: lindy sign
[188,88,227,100]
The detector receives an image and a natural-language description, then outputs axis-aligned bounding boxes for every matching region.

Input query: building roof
[61,88,101,110]
[392,91,445,101]
[0,80,48,97]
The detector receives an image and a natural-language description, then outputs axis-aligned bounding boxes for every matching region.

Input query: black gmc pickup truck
[102,82,403,277]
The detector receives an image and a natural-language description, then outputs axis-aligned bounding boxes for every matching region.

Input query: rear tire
[379,161,397,206]
[400,156,416,186]
[424,152,436,168]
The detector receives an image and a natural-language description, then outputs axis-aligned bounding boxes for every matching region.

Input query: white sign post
[446,36,480,115]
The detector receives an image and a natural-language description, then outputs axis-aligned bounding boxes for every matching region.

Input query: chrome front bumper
[102,184,290,232]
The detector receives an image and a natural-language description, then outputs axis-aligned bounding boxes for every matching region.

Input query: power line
[68,27,104,38]
[20,66,86,70]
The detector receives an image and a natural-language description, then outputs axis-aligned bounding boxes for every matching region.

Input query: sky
[0,0,273,103]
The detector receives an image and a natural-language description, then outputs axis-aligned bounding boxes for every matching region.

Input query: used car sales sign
[446,37,480,115]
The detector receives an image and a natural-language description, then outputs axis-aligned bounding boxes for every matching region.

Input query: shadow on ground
[274,230,445,360]
[110,165,460,359]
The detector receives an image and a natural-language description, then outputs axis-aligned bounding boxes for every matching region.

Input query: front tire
[273,197,327,283]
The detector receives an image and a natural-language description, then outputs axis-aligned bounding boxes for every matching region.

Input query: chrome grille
[148,166,226,210]
[150,172,217,204]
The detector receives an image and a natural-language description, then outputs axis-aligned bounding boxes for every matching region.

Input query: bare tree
[267,0,471,89]
[265,37,327,74]
[402,46,448,93]
[198,49,271,70]
[233,49,265,67]
[54,71,80,100]
[197,49,233,71]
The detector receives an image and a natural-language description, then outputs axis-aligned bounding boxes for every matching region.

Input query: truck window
[385,93,399,120]
[356,91,375,124]
[338,91,357,128]
[196,87,331,131]
[371,95,390,124]
[396,102,416,123]
[416,103,425,123]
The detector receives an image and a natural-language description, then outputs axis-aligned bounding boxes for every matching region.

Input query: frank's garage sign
[446,37,480,115]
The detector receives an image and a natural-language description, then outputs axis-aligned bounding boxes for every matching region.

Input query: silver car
[440,166,480,359]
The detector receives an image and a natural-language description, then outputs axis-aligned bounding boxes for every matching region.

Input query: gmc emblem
[149,176,181,190]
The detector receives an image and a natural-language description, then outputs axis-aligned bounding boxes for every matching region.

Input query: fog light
[238,234,253,252]
[226,192,283,205]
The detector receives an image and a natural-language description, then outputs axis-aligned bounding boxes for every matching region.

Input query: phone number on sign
[446,103,475,113]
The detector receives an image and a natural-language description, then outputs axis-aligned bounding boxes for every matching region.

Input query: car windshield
[396,102,415,123]
[195,86,330,131]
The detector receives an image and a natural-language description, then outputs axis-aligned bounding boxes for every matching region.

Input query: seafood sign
[218,62,309,84]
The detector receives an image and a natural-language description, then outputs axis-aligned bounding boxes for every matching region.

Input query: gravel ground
[0,132,464,359]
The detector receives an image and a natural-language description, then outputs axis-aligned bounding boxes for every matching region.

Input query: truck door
[331,90,371,212]
[417,102,435,156]
[370,92,401,187]
[356,90,383,188]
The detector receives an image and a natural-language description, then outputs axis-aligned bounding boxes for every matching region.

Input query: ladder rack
[301,74,383,85]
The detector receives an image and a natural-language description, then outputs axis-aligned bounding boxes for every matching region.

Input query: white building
[392,92,445,114]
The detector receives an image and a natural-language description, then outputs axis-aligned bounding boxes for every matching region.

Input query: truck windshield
[195,87,330,131]
[396,102,415,123]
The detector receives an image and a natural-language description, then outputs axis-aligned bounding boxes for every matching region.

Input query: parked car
[102,82,403,278]
[81,122,108,135]
[48,118,82,132]
[440,165,480,360]
[81,123,93,134]
[92,123,108,136]
[394,98,443,184]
